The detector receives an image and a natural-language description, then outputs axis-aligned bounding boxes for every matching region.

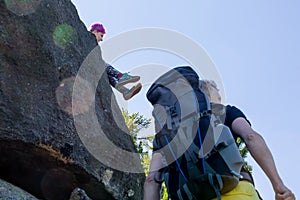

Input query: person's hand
[275,184,295,200]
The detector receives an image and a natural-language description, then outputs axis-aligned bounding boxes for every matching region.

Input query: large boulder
[0,0,144,199]
[0,178,39,200]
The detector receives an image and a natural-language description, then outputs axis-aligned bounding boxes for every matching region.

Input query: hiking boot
[117,73,140,86]
[123,83,142,100]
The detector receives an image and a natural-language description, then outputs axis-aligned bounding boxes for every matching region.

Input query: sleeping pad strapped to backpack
[146,66,245,200]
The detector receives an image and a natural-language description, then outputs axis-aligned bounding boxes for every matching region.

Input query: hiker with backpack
[143,67,295,200]
[90,23,142,100]
[198,80,295,200]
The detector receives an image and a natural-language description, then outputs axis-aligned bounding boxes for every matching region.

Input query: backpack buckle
[167,106,177,117]
[200,110,211,118]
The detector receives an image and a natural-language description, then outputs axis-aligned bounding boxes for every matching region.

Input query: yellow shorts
[211,181,261,200]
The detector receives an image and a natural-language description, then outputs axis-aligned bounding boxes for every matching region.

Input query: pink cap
[90,23,106,34]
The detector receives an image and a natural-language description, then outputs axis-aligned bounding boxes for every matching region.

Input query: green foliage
[236,137,253,172]
[121,109,172,198]
[121,108,153,171]
[121,108,151,148]
[141,153,151,175]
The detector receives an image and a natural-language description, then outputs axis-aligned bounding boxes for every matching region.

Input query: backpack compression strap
[208,173,223,200]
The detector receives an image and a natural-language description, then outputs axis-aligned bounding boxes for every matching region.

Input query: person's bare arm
[232,117,295,200]
[144,153,163,200]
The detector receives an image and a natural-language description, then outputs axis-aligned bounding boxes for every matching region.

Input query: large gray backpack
[146,66,244,200]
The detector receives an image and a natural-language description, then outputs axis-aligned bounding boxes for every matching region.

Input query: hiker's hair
[199,80,219,99]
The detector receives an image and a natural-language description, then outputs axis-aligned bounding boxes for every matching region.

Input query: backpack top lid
[146,66,200,105]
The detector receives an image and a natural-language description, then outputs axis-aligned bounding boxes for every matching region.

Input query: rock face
[0,0,144,200]
[0,178,39,200]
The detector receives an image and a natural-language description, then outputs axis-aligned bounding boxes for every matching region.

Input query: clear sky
[71,0,299,199]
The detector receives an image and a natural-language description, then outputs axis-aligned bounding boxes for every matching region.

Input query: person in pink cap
[90,23,142,100]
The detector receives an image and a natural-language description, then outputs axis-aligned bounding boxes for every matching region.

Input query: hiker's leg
[106,64,123,82]
[106,64,140,86]
[115,84,128,94]
[144,153,163,200]
[105,64,141,100]
[116,83,142,100]
[106,69,134,100]
[105,64,121,87]
[107,76,119,88]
